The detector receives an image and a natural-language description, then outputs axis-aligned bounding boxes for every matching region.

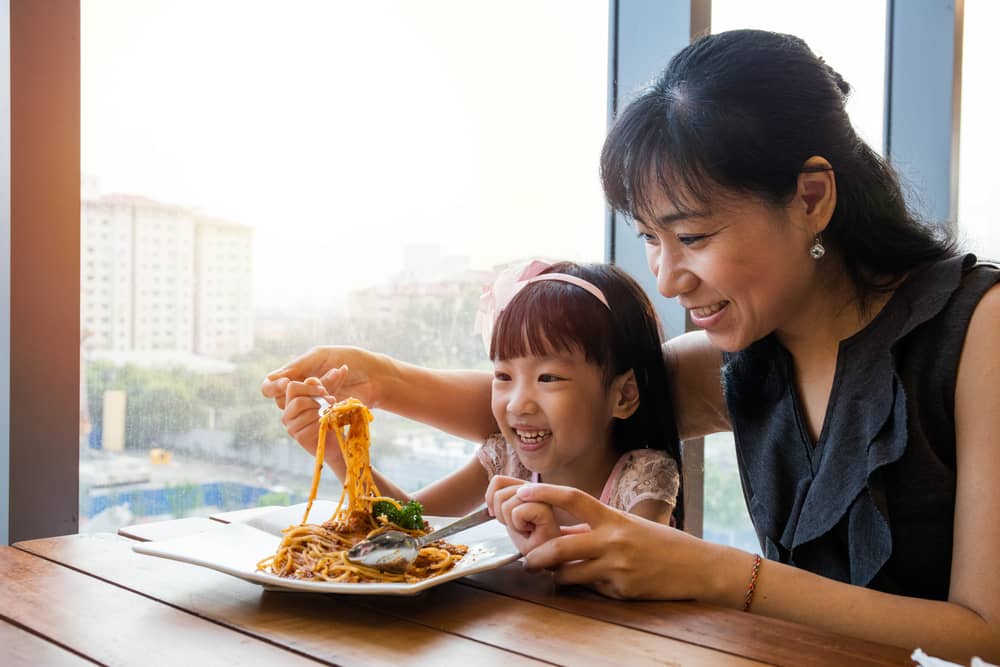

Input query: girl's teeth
[516,429,551,443]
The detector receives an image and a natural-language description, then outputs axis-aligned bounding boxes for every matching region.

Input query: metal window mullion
[884,0,964,229]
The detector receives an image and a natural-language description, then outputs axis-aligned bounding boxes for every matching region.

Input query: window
[957,0,1000,259]
[80,1,608,532]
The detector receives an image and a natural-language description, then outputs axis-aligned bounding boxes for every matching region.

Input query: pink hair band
[521,273,610,309]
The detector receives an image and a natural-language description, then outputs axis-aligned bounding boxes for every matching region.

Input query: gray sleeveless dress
[721,254,999,599]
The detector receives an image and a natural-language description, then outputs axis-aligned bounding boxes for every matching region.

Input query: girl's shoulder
[603,449,680,512]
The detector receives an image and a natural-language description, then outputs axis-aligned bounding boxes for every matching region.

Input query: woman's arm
[512,482,999,664]
[262,345,497,442]
[663,332,730,439]
[514,286,1000,662]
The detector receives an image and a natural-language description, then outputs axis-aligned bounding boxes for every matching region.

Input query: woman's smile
[687,300,730,329]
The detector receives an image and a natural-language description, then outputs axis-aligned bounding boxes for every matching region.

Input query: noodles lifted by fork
[257,397,467,583]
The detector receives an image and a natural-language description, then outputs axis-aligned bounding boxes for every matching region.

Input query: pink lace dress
[476,433,680,512]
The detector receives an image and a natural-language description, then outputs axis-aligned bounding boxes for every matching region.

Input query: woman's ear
[612,369,640,420]
[797,155,837,234]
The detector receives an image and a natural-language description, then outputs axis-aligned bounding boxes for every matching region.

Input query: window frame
[7,0,81,542]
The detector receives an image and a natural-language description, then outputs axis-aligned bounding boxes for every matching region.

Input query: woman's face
[634,188,820,352]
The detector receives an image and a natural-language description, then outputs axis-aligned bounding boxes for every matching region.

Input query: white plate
[132,501,521,596]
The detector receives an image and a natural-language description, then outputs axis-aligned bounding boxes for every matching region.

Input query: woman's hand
[512,483,729,601]
[262,346,386,410]
[280,378,346,472]
[486,476,564,556]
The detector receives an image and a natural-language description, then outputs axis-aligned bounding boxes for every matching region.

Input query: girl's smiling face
[491,346,623,481]
[635,188,823,352]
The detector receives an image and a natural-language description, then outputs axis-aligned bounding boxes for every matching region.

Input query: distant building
[81,194,253,359]
[346,244,491,325]
[347,269,492,326]
[194,217,254,358]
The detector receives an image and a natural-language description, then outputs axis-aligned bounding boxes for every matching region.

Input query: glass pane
[957,0,1000,259]
[712,1,887,153]
[80,0,608,532]
[705,1,888,552]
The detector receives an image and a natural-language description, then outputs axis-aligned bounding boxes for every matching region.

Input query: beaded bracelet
[742,554,763,612]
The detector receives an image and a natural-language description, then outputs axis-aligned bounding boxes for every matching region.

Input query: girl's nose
[507,384,537,416]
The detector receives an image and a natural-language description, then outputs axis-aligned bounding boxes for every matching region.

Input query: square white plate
[132,501,521,596]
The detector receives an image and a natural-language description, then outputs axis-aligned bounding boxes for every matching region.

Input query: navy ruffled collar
[722,254,972,586]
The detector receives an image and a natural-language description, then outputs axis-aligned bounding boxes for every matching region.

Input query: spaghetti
[257,397,467,583]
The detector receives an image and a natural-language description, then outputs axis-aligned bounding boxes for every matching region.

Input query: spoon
[347,507,493,573]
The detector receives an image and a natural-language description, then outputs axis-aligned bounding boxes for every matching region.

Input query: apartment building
[81,194,253,359]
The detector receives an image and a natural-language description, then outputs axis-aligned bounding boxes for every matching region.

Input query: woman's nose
[652,246,695,298]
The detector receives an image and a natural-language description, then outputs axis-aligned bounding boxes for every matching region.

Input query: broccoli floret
[371,499,425,530]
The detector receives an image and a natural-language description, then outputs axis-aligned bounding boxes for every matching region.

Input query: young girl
[276,260,681,527]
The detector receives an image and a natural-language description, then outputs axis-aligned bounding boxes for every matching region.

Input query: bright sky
[82,0,610,310]
[956,0,1000,257]
[83,1,997,311]
[712,0,887,152]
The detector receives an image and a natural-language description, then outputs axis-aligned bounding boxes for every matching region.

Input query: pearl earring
[809,235,826,260]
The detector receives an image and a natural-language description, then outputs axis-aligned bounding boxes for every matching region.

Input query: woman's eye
[636,230,658,244]
[677,233,712,246]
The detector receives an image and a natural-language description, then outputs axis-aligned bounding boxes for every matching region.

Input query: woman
[263,30,999,661]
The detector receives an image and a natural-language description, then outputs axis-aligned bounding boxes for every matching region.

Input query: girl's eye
[494,372,511,381]
[538,374,563,383]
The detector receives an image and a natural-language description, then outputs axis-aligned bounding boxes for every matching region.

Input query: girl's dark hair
[489,262,681,470]
[601,29,956,310]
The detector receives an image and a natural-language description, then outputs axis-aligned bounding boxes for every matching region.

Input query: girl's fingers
[509,501,556,535]
[492,486,521,525]
[498,488,526,527]
[485,475,525,518]
[284,378,325,404]
[261,376,290,402]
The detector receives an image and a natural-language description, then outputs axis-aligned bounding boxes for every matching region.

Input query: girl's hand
[262,346,385,410]
[486,476,562,555]
[280,378,345,471]
[513,483,726,601]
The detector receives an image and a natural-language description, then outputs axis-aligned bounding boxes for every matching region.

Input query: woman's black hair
[490,262,681,473]
[601,29,957,311]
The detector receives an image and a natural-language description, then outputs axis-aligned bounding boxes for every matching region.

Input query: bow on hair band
[472,259,611,354]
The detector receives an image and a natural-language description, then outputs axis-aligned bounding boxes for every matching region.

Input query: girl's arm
[262,345,497,443]
[281,378,490,516]
[663,332,730,440]
[629,499,674,526]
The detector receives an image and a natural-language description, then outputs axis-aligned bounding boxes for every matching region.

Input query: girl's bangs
[490,281,614,374]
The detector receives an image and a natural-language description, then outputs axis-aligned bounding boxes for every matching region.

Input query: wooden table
[2,512,916,666]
